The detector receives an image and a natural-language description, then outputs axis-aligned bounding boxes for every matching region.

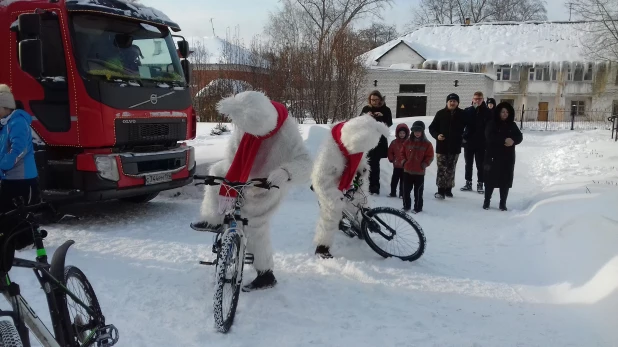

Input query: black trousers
[368,155,381,193]
[0,178,42,251]
[464,146,485,183]
[484,186,509,204]
[403,173,424,211]
[390,168,403,196]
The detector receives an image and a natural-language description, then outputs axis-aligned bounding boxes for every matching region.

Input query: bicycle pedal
[199,260,217,266]
[95,324,119,347]
[244,253,254,264]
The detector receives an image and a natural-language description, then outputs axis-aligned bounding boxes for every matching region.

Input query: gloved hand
[267,167,290,186]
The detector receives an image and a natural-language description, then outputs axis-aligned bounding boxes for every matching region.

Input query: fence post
[520,104,524,130]
[570,110,575,131]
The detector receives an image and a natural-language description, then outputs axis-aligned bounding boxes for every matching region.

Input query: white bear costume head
[216,90,280,136]
[339,113,390,153]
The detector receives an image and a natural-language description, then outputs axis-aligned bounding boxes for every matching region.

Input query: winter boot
[445,188,453,198]
[190,221,221,232]
[477,182,484,194]
[483,200,490,210]
[460,180,472,191]
[315,245,333,259]
[388,193,397,198]
[242,270,277,292]
[499,203,508,211]
[434,188,445,199]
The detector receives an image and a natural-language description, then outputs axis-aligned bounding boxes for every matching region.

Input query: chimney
[465,18,471,25]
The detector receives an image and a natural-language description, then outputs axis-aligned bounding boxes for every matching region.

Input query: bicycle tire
[0,320,24,347]
[213,232,243,333]
[63,265,105,346]
[361,207,426,261]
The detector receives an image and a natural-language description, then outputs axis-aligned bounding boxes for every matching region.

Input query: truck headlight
[188,146,196,171]
[95,156,120,182]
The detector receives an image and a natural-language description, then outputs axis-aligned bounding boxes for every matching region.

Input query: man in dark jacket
[461,91,493,194]
[360,90,393,195]
[428,93,465,199]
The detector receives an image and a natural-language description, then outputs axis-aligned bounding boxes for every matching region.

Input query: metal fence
[515,108,615,132]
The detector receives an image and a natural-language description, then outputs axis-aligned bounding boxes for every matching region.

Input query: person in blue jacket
[0,84,41,231]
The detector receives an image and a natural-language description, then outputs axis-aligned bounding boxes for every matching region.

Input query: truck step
[43,189,82,196]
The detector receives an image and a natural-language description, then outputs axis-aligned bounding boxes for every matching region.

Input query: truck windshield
[71,14,185,85]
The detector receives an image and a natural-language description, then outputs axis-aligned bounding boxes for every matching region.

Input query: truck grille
[115,119,187,145]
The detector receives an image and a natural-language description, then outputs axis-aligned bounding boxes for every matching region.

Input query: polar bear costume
[192,91,312,291]
[311,114,390,258]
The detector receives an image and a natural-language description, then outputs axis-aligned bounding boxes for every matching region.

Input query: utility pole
[566,2,574,21]
[210,18,216,37]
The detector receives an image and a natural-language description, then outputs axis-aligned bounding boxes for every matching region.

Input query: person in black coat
[461,91,493,194]
[483,102,523,211]
[360,90,393,195]
[428,93,465,199]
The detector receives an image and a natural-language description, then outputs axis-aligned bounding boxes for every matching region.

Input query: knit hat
[0,84,16,110]
[446,93,459,104]
[486,98,496,107]
[411,120,425,132]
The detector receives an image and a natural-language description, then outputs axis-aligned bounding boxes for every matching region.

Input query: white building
[361,21,618,122]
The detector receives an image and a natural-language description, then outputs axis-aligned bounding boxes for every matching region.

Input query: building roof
[362,21,597,67]
[175,36,268,68]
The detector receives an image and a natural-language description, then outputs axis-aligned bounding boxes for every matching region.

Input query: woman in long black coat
[360,90,393,195]
[483,102,523,211]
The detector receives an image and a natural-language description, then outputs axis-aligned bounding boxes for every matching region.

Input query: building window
[399,84,426,93]
[573,65,584,81]
[551,69,557,81]
[530,66,556,81]
[613,100,618,116]
[583,63,593,81]
[497,66,511,81]
[571,100,585,116]
[529,68,535,81]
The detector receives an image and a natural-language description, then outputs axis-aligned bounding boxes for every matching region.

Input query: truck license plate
[145,172,172,185]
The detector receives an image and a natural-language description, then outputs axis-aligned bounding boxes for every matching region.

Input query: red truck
[0,0,197,204]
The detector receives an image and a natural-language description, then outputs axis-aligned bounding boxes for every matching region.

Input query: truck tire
[120,192,159,203]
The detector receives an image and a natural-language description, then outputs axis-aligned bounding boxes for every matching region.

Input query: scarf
[332,122,363,192]
[218,101,288,214]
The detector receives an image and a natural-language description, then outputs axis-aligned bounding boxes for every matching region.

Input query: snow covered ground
[3,118,618,346]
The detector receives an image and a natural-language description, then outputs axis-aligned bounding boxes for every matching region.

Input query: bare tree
[358,22,399,50]
[408,0,547,29]
[570,0,618,63]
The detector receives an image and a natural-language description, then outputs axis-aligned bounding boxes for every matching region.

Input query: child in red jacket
[401,121,434,213]
[387,123,410,198]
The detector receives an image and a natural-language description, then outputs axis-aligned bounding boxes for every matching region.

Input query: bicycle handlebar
[194,175,279,190]
[0,200,52,220]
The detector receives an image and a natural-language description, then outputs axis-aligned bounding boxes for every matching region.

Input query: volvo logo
[122,119,137,124]
[150,94,158,105]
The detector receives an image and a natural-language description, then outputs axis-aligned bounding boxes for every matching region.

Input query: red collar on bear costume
[332,121,363,192]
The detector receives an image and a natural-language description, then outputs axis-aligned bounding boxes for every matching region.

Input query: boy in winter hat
[312,114,390,259]
[387,123,409,198]
[400,120,434,213]
[192,91,312,292]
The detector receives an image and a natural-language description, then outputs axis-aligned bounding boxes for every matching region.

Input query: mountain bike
[314,175,426,261]
[191,175,278,334]
[0,199,118,347]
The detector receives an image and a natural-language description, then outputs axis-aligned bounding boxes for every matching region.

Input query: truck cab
[0,0,197,204]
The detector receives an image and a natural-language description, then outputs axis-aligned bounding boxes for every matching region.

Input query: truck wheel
[120,192,159,203]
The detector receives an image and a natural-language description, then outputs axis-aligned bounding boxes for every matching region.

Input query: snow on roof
[175,36,268,68]
[362,21,596,67]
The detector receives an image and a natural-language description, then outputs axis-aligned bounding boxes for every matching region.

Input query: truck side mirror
[19,39,43,77]
[181,59,191,84]
[177,40,189,59]
[18,13,41,38]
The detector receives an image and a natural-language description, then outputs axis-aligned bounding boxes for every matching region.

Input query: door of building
[396,96,427,118]
[538,102,549,121]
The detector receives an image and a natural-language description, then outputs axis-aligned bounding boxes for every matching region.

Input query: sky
[144,0,572,44]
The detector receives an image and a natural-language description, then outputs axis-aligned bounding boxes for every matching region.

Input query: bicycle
[0,199,119,347]
[191,175,278,334]
[314,175,426,261]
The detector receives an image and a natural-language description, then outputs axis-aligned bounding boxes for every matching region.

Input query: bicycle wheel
[0,320,23,347]
[63,266,104,346]
[361,207,426,261]
[213,232,243,333]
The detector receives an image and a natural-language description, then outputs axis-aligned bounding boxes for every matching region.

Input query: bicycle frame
[341,179,396,242]
[0,224,104,347]
[218,202,249,287]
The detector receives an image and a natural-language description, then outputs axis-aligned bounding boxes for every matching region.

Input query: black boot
[190,221,221,232]
[315,245,333,259]
[499,188,509,211]
[434,188,445,199]
[483,187,493,210]
[242,270,277,292]
[483,200,490,210]
[445,188,453,198]
[460,180,472,191]
[477,182,484,194]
